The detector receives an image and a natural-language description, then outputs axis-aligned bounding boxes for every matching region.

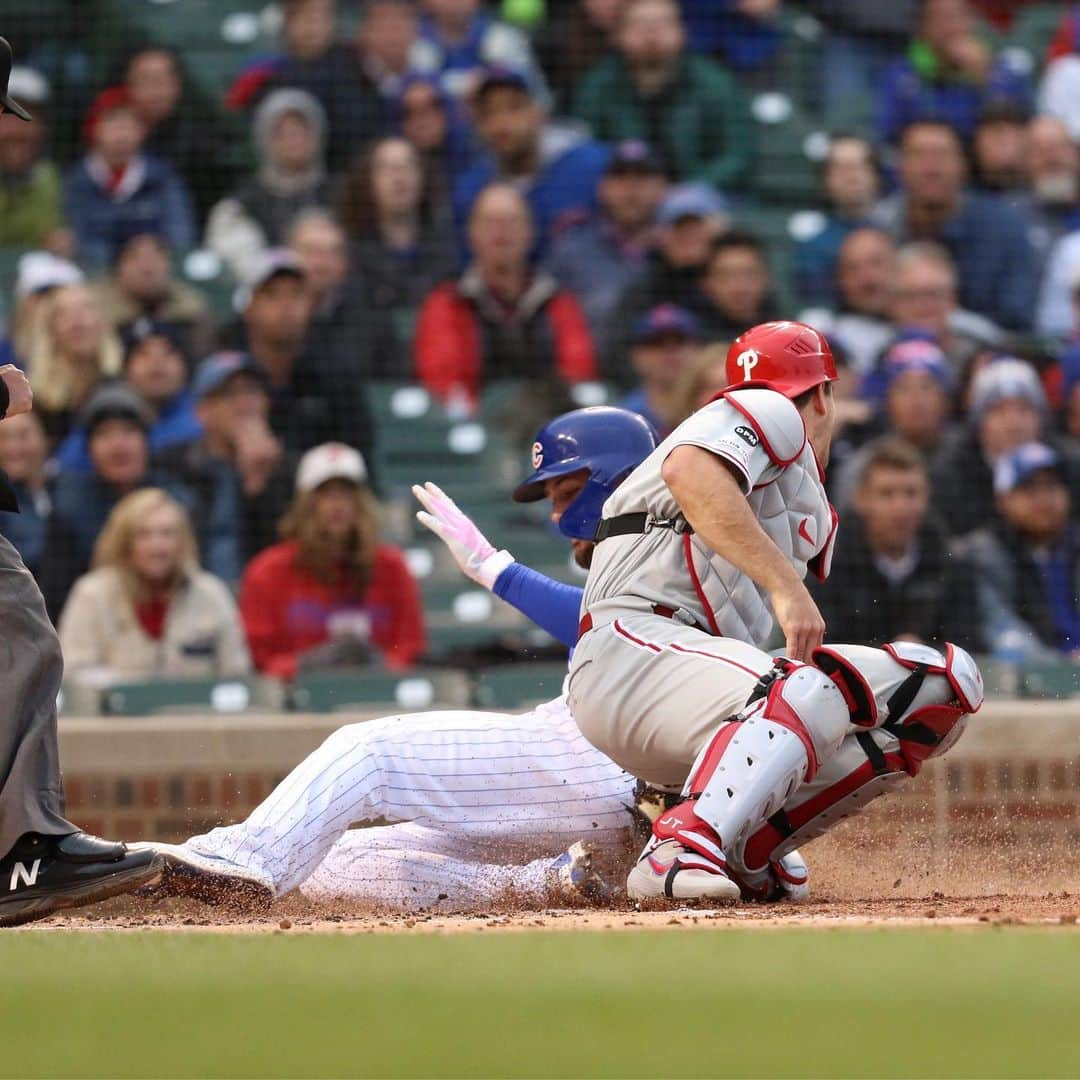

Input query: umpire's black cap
[0,38,32,121]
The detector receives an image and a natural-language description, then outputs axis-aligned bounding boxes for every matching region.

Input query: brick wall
[56,701,1079,843]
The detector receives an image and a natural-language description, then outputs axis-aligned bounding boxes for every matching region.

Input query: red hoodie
[415,268,596,404]
[239,540,427,681]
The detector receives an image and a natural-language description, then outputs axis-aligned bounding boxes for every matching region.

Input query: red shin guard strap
[653,800,727,871]
[762,676,822,781]
[743,750,908,870]
[686,722,740,795]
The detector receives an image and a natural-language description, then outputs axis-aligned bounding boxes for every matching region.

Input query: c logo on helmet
[531,441,543,469]
[736,348,759,380]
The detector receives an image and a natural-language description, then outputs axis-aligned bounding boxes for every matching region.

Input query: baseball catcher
[568,320,983,901]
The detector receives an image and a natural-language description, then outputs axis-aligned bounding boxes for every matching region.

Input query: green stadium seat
[113,0,275,52]
[473,663,570,709]
[748,93,822,206]
[1020,663,1080,700]
[1007,4,1065,70]
[773,9,825,118]
[59,682,104,717]
[290,668,471,712]
[101,677,283,716]
[367,382,439,423]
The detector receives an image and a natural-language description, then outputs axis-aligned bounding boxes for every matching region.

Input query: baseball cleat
[771,849,810,902]
[548,840,612,904]
[730,849,811,903]
[626,839,741,903]
[129,842,275,911]
[0,832,164,928]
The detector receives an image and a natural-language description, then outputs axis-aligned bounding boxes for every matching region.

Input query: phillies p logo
[736,348,759,381]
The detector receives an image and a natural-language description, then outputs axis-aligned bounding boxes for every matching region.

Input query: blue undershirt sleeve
[491,561,583,648]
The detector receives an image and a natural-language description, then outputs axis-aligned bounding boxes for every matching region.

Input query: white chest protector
[581,388,837,648]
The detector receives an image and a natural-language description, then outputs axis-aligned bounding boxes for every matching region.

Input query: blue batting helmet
[512,407,658,540]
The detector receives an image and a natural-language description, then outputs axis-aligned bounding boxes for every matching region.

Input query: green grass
[0,926,1074,1078]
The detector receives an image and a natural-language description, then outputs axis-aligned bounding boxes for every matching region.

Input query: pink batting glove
[412,481,515,589]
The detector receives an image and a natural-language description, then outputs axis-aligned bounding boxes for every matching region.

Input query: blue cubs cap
[657,182,728,226]
[633,304,702,344]
[868,332,954,406]
[191,351,268,401]
[512,406,658,540]
[993,442,1064,495]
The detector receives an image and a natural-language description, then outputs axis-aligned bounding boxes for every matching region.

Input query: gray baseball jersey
[580,387,837,649]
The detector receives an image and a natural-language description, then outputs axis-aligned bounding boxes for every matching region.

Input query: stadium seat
[473,662,571,709]
[1007,4,1066,69]
[1020,662,1080,700]
[101,677,284,716]
[290,668,471,712]
[748,93,822,206]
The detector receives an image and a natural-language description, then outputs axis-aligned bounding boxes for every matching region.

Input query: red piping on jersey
[612,619,662,653]
[683,532,722,635]
[717,391,805,467]
[668,642,762,680]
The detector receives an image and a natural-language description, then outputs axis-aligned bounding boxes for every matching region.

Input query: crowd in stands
[1,0,1079,698]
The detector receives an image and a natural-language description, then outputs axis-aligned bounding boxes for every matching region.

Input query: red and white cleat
[626,839,741,903]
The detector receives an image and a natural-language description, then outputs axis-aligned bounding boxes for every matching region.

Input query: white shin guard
[743,730,910,870]
[689,666,850,877]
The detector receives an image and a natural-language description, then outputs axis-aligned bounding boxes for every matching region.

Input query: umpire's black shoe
[0,831,164,928]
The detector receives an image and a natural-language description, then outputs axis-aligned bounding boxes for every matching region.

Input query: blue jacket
[877,50,1032,145]
[416,12,545,103]
[63,153,196,269]
[870,191,1039,331]
[792,214,867,309]
[52,390,203,476]
[679,0,783,72]
[0,480,48,577]
[453,130,609,260]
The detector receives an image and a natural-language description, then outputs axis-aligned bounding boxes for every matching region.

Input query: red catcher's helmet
[725,321,838,399]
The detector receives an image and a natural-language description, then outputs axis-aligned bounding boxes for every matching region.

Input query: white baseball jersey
[178,694,637,909]
[581,387,837,647]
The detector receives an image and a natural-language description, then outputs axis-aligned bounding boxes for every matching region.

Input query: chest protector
[689,390,837,646]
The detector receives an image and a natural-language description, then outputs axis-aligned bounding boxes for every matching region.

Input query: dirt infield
[23,821,1080,935]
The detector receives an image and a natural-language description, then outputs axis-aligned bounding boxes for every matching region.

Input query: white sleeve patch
[667,399,776,492]
[721,388,807,465]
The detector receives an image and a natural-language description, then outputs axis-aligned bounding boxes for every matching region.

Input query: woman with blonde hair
[58,488,250,686]
[26,282,122,443]
[240,442,426,680]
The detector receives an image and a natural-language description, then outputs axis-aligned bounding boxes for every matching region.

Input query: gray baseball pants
[0,534,74,858]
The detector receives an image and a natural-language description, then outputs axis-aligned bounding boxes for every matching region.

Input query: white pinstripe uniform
[181,690,637,909]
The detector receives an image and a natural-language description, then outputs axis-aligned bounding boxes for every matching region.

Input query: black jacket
[967,518,1080,654]
[0,380,18,512]
[811,512,982,651]
[931,425,1080,539]
[153,440,298,586]
[602,254,709,383]
[216,323,376,477]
